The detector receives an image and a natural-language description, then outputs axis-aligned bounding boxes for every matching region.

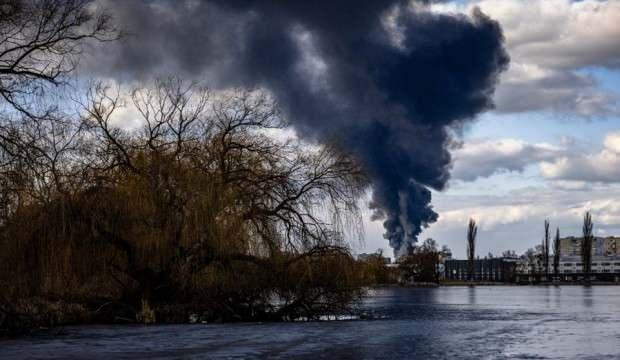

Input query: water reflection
[467,286,476,305]
[542,285,551,308]
[552,285,562,309]
[582,286,594,308]
[3,286,620,360]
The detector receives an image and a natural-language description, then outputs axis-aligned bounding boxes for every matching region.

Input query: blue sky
[357,0,620,258]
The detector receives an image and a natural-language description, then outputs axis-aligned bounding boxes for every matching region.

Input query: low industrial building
[444,258,517,282]
[552,256,620,282]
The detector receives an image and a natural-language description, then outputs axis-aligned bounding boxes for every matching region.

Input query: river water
[3,286,620,359]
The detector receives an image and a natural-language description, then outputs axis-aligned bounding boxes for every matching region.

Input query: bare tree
[553,227,561,279]
[77,81,368,319]
[0,0,117,227]
[581,212,593,283]
[0,0,117,118]
[467,218,477,281]
[0,3,370,329]
[0,76,371,326]
[399,238,440,284]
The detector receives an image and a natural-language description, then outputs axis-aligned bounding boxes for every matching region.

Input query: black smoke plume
[92,0,509,255]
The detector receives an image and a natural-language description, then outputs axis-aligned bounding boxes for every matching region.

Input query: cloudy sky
[83,0,619,259]
[359,0,620,258]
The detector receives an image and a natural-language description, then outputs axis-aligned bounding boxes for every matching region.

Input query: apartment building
[559,256,620,275]
[559,236,620,257]
[515,237,620,282]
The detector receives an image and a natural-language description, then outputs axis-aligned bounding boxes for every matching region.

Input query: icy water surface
[3,286,620,359]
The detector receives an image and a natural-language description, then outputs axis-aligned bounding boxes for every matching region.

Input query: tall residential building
[514,236,620,282]
[558,236,619,257]
[603,237,620,256]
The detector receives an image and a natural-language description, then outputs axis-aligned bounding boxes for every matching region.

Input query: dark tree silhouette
[553,228,561,279]
[1,0,117,227]
[0,0,117,119]
[399,238,440,284]
[0,81,369,328]
[467,219,477,281]
[581,212,594,283]
[542,220,550,277]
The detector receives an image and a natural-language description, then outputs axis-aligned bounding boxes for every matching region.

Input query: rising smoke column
[93,0,509,255]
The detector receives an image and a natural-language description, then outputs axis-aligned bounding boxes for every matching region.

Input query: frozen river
[3,286,620,359]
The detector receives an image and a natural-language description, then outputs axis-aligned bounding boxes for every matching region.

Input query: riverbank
[6,281,620,338]
[439,280,508,286]
[3,286,620,359]
[1,294,372,338]
[400,280,620,287]
[441,281,620,286]
[1,298,216,338]
[0,298,91,338]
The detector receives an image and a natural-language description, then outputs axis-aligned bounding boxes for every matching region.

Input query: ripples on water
[3,286,620,359]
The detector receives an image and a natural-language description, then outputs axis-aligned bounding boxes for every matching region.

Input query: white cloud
[550,180,591,191]
[540,131,620,182]
[493,66,617,116]
[449,131,620,183]
[432,0,620,69]
[437,203,543,229]
[108,100,143,130]
[431,0,620,116]
[572,198,620,226]
[451,138,561,181]
[603,131,620,153]
[292,25,330,94]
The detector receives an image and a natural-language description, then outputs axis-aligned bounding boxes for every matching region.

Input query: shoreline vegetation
[4,281,620,338]
[0,1,377,338]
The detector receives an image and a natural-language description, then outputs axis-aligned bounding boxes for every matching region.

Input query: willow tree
[0,0,115,231]
[467,218,477,281]
[1,79,369,324]
[0,0,116,322]
[581,212,594,283]
[0,1,368,327]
